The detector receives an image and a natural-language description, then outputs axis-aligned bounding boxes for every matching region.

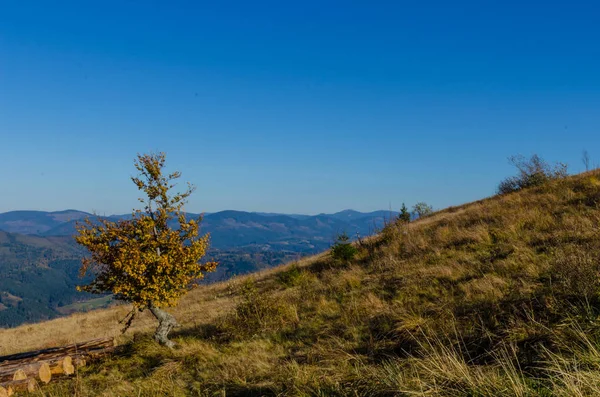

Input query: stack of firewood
[0,337,115,396]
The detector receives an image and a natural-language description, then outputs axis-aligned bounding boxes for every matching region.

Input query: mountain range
[0,209,397,327]
[0,209,396,250]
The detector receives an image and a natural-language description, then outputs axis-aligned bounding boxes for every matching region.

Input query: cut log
[0,348,112,369]
[0,337,114,364]
[0,337,118,389]
[62,356,75,375]
[49,356,75,376]
[11,370,26,381]
[38,362,51,384]
[0,355,79,381]
[82,345,117,359]
[2,378,38,394]
[0,348,112,382]
[0,352,76,369]
[0,362,52,383]
[63,346,116,367]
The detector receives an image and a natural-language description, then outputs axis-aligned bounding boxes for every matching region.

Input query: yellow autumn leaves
[75,153,217,309]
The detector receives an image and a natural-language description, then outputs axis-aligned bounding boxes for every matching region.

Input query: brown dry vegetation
[3,171,600,396]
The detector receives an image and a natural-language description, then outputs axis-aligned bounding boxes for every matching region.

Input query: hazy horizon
[0,206,399,218]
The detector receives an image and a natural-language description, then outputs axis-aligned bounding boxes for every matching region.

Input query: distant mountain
[252,212,311,220]
[0,208,397,327]
[0,209,397,250]
[328,209,397,221]
[0,210,91,235]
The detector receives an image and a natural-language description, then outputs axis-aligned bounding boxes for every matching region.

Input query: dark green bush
[277,264,304,287]
[398,203,411,223]
[330,232,358,263]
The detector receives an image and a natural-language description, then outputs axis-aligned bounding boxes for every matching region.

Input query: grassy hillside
[3,170,600,396]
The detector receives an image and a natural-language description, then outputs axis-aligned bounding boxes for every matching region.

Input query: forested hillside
[0,232,91,326]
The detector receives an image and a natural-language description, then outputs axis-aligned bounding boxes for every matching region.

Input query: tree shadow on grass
[171,322,231,343]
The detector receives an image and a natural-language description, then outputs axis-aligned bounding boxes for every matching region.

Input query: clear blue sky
[1,1,599,215]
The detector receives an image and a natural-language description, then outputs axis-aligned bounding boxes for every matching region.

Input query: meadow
[2,170,600,396]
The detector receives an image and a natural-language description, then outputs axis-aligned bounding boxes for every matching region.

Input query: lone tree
[398,203,411,223]
[76,153,216,348]
[412,202,433,219]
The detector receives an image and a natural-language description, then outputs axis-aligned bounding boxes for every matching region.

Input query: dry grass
[0,253,328,356]
[4,170,600,396]
[0,284,232,355]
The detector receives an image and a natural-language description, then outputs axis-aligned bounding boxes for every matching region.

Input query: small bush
[226,279,298,337]
[330,232,358,263]
[551,246,600,300]
[277,264,305,287]
[381,220,405,246]
[413,202,433,219]
[498,154,568,194]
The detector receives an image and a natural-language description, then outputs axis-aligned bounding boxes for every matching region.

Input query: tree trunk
[148,303,179,348]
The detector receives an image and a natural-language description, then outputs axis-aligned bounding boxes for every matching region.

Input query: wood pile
[0,337,115,396]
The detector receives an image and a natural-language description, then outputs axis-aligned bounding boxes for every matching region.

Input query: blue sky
[1,1,599,215]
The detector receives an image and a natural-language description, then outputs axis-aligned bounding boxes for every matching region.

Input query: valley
[0,209,394,327]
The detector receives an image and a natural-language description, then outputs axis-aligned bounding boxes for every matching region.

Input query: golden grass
[0,283,227,355]
[4,170,600,396]
[0,252,328,356]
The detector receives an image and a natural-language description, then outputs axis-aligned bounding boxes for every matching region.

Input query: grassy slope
[3,170,600,396]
